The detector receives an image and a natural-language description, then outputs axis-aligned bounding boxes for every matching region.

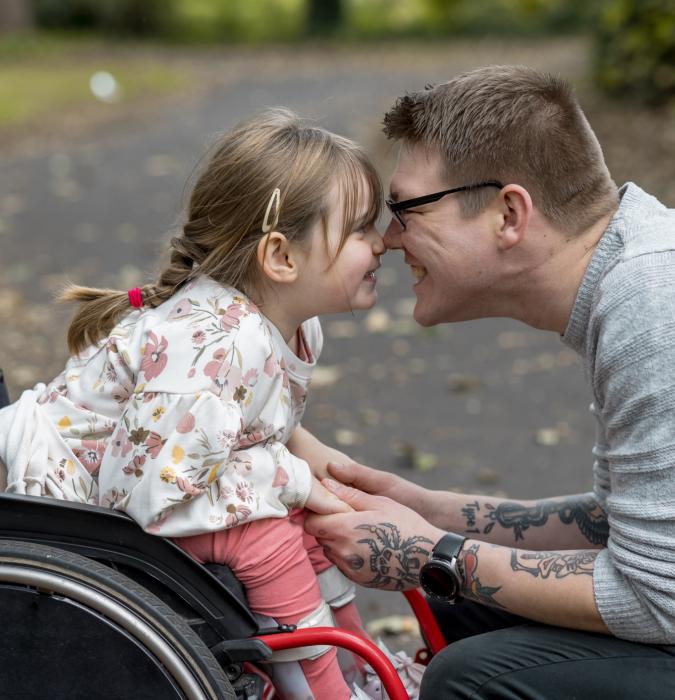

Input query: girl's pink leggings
[174,514,352,700]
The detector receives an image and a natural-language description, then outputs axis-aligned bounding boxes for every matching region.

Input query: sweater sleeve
[591,251,675,644]
[98,390,311,537]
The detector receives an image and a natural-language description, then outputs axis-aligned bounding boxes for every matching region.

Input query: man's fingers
[327,461,383,493]
[321,477,383,511]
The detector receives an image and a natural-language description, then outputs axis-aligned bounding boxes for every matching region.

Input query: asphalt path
[0,39,603,637]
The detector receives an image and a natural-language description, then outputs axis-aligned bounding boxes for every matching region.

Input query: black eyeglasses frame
[386,180,504,230]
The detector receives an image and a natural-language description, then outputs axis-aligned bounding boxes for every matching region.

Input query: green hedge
[593,0,675,106]
[32,0,592,41]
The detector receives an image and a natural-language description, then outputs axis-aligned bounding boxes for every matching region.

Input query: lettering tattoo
[355,522,434,590]
[461,543,505,608]
[463,494,609,545]
[510,549,598,578]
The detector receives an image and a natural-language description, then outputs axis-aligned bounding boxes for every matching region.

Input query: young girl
[0,109,394,699]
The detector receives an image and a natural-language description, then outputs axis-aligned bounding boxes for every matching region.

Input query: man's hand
[327,461,440,522]
[304,476,354,515]
[304,478,445,590]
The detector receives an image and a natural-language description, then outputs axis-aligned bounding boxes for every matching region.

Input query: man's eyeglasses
[386,180,504,230]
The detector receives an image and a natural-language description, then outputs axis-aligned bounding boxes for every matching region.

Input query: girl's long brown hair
[60,108,382,354]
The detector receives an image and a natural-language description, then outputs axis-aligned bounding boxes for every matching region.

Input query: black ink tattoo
[464,494,609,545]
[345,554,365,571]
[461,543,505,608]
[355,522,433,590]
[510,549,597,578]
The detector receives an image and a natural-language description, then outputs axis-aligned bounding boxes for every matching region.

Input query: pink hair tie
[128,287,143,308]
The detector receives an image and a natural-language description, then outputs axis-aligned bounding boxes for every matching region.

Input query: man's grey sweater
[563,183,675,644]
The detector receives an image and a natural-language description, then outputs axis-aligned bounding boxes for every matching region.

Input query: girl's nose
[371,229,386,255]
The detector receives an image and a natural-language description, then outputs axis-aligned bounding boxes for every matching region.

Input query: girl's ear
[257,232,300,284]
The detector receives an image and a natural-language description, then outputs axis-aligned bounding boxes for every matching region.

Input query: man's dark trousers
[419,599,675,698]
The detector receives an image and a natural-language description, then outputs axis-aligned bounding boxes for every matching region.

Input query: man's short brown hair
[383,65,619,234]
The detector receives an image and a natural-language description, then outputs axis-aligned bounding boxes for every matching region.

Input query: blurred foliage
[349,0,593,37]
[30,0,594,41]
[34,0,169,35]
[593,0,675,106]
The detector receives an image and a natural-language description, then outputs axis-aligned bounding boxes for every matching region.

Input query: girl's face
[298,181,385,315]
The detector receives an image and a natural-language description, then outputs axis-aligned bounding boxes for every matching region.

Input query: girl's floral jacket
[31,276,320,536]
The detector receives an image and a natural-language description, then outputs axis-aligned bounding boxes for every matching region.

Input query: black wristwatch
[419,532,466,603]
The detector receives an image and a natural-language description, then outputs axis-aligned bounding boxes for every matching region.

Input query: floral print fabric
[31,276,320,536]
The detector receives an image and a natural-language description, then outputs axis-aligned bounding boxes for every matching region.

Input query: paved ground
[1,37,674,647]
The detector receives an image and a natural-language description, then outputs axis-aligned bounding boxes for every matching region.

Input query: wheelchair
[0,369,445,699]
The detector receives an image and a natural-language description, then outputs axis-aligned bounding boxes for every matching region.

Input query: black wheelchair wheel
[0,540,236,700]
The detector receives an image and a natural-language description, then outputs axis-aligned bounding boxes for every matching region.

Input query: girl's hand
[304,476,354,515]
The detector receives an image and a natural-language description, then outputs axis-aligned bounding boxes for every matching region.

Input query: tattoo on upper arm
[461,543,505,608]
[355,522,433,590]
[510,549,598,578]
[462,494,609,545]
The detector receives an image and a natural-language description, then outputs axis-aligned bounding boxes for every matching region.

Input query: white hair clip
[262,188,281,233]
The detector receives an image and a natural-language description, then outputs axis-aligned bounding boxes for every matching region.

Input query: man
[305,65,675,697]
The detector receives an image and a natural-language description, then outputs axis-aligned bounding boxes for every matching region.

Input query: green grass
[0,32,189,128]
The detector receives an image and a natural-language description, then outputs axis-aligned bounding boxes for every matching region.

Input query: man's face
[384,143,500,326]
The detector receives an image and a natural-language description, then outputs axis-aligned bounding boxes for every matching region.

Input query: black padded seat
[0,492,258,642]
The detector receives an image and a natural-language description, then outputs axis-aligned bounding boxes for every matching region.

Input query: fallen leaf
[366,615,420,637]
[535,428,561,446]
[363,309,391,333]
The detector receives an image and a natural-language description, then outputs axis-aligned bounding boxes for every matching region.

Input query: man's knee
[420,637,485,699]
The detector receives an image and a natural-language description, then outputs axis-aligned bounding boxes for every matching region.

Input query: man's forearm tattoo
[461,543,505,608]
[510,549,598,578]
[354,522,434,590]
[463,494,609,545]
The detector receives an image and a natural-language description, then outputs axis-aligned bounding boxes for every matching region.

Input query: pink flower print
[225,503,252,528]
[263,354,280,378]
[242,368,259,387]
[219,304,245,332]
[239,429,265,448]
[235,480,255,503]
[168,298,193,320]
[272,467,289,488]
[123,455,146,477]
[142,391,159,403]
[176,476,203,497]
[216,429,237,449]
[140,332,168,381]
[111,427,133,458]
[176,412,196,434]
[75,440,106,476]
[145,431,166,459]
[220,485,233,499]
[203,348,227,383]
[192,330,206,346]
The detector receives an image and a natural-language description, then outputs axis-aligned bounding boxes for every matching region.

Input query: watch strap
[432,531,466,563]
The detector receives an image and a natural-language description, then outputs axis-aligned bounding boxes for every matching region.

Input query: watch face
[420,560,460,601]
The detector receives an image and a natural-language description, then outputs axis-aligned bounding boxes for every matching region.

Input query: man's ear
[257,232,300,283]
[495,185,532,251]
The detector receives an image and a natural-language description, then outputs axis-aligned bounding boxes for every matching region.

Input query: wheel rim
[0,563,211,700]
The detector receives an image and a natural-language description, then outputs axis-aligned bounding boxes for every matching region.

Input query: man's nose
[383,218,402,250]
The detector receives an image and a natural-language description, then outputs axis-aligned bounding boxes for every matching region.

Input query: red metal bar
[256,627,409,700]
[403,588,446,656]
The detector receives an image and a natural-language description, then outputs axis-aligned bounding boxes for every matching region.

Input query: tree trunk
[0,0,34,33]
[306,0,343,36]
